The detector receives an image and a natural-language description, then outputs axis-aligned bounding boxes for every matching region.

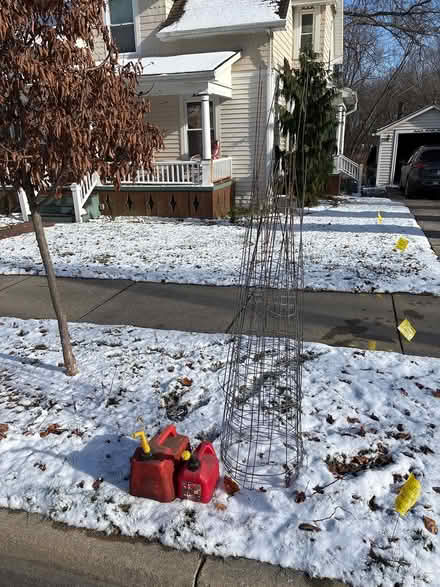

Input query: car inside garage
[394,132,440,184]
[375,104,440,188]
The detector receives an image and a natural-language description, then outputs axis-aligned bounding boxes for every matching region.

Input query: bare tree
[0,0,163,375]
[345,0,440,46]
[345,44,414,159]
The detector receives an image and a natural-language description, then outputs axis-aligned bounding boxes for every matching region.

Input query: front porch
[15,156,235,223]
[96,156,234,218]
[14,51,240,222]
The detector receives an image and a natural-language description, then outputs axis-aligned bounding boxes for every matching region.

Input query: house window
[300,13,314,53]
[186,101,215,157]
[108,0,136,54]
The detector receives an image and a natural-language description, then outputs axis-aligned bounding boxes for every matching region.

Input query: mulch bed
[0,221,54,241]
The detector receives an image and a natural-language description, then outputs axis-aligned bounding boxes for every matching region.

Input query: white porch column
[18,188,30,222]
[336,106,345,156]
[200,94,212,161]
[71,183,84,223]
[340,107,346,155]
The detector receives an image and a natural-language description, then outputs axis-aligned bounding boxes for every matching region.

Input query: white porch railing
[130,160,202,184]
[70,171,100,223]
[212,157,233,183]
[333,155,364,195]
[99,158,233,187]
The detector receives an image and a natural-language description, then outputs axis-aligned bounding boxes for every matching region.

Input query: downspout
[266,30,274,192]
[338,91,358,156]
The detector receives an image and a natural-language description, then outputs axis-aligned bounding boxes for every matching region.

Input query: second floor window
[109,0,136,54]
[300,13,314,53]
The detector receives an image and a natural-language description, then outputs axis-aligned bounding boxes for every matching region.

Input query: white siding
[376,134,395,186]
[220,68,267,206]
[272,2,292,155]
[146,96,181,160]
[273,2,293,68]
[320,4,333,64]
[333,0,343,65]
[137,0,168,55]
[160,33,270,64]
[93,31,107,61]
[390,109,440,131]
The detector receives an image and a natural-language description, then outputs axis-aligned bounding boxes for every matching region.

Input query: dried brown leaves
[224,476,240,496]
[326,448,393,477]
[40,423,65,437]
[0,0,163,197]
[0,423,8,440]
[423,516,438,535]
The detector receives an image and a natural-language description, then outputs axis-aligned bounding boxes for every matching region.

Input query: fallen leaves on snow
[224,475,240,496]
[295,491,306,503]
[92,477,104,491]
[298,523,321,532]
[180,377,193,387]
[423,516,438,535]
[326,449,393,477]
[40,423,65,438]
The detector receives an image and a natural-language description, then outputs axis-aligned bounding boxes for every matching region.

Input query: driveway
[403,197,440,256]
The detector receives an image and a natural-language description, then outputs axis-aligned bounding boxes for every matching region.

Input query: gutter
[140,71,217,82]
[157,20,287,42]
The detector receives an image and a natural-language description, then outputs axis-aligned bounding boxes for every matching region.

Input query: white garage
[375,104,440,187]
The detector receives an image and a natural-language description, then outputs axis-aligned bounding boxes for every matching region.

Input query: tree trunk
[30,204,79,376]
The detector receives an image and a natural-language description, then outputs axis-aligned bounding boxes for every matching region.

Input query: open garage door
[394,132,440,184]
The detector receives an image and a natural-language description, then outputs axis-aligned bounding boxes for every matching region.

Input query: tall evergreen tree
[278,53,338,205]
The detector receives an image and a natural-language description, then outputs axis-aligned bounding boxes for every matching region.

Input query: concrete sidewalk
[0,509,343,586]
[0,274,439,357]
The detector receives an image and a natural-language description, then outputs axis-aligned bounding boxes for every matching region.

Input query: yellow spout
[132,430,151,455]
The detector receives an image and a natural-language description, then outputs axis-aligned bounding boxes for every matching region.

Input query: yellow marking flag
[368,340,377,351]
[395,237,409,252]
[398,319,417,342]
[395,473,421,516]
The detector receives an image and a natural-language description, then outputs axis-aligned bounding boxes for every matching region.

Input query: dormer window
[300,13,314,53]
[108,0,136,54]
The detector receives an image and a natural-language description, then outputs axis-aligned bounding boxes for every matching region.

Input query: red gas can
[150,425,189,462]
[176,442,219,504]
[129,448,175,502]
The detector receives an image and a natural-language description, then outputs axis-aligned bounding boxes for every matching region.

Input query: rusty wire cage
[220,76,306,490]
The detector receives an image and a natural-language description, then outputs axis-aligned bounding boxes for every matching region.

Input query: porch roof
[123,51,242,98]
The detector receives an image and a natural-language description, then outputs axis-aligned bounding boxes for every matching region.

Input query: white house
[375,104,440,188]
[17,0,355,221]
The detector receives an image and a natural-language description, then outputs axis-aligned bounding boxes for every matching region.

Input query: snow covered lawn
[0,318,439,586]
[1,197,440,294]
